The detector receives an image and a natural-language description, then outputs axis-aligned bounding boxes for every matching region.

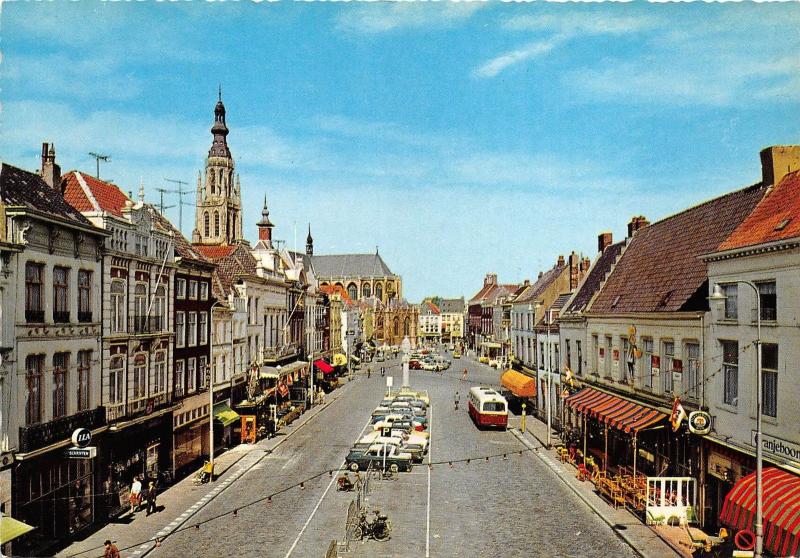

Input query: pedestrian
[129,476,142,514]
[462,368,468,382]
[454,391,460,411]
[367,367,371,379]
[145,481,157,516]
[104,540,121,558]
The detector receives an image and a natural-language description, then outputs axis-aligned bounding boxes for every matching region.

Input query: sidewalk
[510,414,681,558]
[57,377,358,558]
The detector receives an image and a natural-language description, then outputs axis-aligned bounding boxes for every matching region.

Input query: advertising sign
[751,431,800,467]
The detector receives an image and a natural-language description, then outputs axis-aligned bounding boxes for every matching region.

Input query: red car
[409,359,422,370]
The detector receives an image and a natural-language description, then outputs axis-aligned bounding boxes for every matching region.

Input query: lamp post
[710,282,763,558]
[308,352,314,409]
[207,300,225,482]
[401,336,412,389]
[534,301,552,449]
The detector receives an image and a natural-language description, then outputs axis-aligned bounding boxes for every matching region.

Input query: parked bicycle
[353,509,391,541]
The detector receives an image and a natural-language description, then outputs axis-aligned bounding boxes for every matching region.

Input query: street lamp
[534,301,552,449]
[308,352,314,409]
[401,336,412,389]
[207,299,226,482]
[710,282,763,558]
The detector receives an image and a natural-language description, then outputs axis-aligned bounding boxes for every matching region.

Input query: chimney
[538,271,543,280]
[627,215,649,238]
[40,142,61,190]
[760,146,800,186]
[581,257,591,273]
[598,232,613,253]
[523,279,530,287]
[484,273,497,287]
[569,252,580,290]
[557,255,565,267]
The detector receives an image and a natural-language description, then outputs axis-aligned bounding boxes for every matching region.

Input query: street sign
[71,428,92,448]
[386,376,393,388]
[64,446,97,459]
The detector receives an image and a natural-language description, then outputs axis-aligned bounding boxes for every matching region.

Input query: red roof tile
[62,171,130,217]
[195,244,237,259]
[590,184,766,314]
[719,171,800,251]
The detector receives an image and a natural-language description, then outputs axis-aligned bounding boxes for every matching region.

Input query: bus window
[483,402,506,412]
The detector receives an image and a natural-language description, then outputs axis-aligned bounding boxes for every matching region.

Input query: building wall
[706,247,800,474]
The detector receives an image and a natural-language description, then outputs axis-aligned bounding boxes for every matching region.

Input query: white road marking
[283,416,375,558]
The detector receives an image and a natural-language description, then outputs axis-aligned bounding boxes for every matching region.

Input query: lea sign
[71,428,92,448]
[65,427,96,459]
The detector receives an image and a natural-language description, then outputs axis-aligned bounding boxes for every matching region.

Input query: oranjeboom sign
[752,431,800,467]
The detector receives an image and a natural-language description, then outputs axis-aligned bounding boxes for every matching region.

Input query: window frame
[199,312,208,345]
[52,266,70,323]
[188,311,197,346]
[110,280,126,334]
[722,340,739,407]
[757,281,777,321]
[176,278,187,299]
[176,311,186,348]
[53,352,69,419]
[78,270,92,322]
[25,354,44,425]
[25,262,45,322]
[77,350,91,411]
[761,343,778,418]
[109,355,125,404]
[722,284,738,320]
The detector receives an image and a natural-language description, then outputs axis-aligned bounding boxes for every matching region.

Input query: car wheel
[389,463,399,474]
[349,462,360,472]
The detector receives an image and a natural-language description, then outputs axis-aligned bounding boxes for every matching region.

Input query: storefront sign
[751,431,800,467]
[64,446,97,459]
[71,428,92,448]
[708,451,733,481]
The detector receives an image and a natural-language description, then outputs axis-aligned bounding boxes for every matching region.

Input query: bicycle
[353,509,392,541]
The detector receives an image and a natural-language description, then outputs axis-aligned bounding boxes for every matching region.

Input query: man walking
[145,481,158,516]
[104,540,121,558]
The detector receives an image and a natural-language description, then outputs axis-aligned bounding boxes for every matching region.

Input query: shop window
[762,343,778,418]
[722,340,739,406]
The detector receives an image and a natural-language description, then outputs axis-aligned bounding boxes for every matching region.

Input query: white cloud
[503,13,660,36]
[335,2,483,35]
[472,36,565,78]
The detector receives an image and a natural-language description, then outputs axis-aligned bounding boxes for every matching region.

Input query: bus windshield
[482,402,506,412]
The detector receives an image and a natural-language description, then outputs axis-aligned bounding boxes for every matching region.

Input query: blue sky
[1,2,799,302]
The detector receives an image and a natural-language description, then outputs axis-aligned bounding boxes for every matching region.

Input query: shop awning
[501,369,536,398]
[0,515,35,544]
[565,387,666,433]
[260,370,279,380]
[721,467,800,557]
[213,402,240,427]
[314,359,334,374]
[481,342,502,349]
[333,353,347,367]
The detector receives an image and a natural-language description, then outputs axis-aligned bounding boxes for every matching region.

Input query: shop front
[172,392,211,479]
[314,359,337,393]
[102,410,173,518]
[212,402,241,450]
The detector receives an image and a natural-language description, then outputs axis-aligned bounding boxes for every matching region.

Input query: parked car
[355,433,424,463]
[479,356,490,364]
[409,360,423,370]
[453,350,462,359]
[346,443,413,472]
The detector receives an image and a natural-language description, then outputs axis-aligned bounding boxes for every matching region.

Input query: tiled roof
[468,283,494,305]
[439,298,465,313]
[311,253,395,278]
[514,264,565,304]
[0,163,91,225]
[718,171,800,251]
[551,293,572,311]
[62,171,130,217]
[148,207,209,263]
[196,242,258,297]
[195,244,237,259]
[590,184,766,314]
[564,241,625,314]
[420,301,440,315]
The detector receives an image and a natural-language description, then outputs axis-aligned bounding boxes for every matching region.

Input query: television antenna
[88,152,110,179]
[154,188,177,214]
[163,178,193,232]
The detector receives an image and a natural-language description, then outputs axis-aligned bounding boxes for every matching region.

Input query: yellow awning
[482,342,502,349]
[501,369,536,398]
[1,515,35,544]
[333,353,347,367]
[213,402,240,427]
[259,370,279,380]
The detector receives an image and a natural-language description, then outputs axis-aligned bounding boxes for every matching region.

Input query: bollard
[521,403,527,433]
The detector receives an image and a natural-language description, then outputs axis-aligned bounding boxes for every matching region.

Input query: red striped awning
[314,359,334,374]
[565,387,667,434]
[721,467,800,557]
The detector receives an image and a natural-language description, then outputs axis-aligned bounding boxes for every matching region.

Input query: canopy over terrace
[566,387,668,475]
[721,467,800,558]
[501,369,536,398]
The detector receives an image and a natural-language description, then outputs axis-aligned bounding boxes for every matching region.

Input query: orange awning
[565,387,666,434]
[501,369,536,398]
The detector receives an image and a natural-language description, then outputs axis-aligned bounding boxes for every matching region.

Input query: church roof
[1,163,91,225]
[311,252,396,278]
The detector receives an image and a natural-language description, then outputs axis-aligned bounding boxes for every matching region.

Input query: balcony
[25,309,45,323]
[53,311,70,323]
[130,315,165,334]
[19,407,106,453]
[78,311,93,323]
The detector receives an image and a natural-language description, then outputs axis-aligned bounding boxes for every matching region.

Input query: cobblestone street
[58,355,649,558]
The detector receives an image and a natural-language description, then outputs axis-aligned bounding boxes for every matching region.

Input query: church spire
[306,223,313,256]
[257,195,274,247]
[209,89,230,158]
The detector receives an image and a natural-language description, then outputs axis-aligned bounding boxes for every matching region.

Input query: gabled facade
[419,300,441,343]
[438,297,465,343]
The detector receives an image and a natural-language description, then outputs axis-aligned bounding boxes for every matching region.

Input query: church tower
[193,90,243,245]
[306,223,313,256]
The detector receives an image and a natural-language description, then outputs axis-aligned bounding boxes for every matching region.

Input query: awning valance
[0,515,35,544]
[721,467,800,557]
[279,361,308,376]
[565,387,666,434]
[501,369,536,398]
[481,342,502,349]
[260,370,279,380]
[314,359,334,374]
[213,402,240,427]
